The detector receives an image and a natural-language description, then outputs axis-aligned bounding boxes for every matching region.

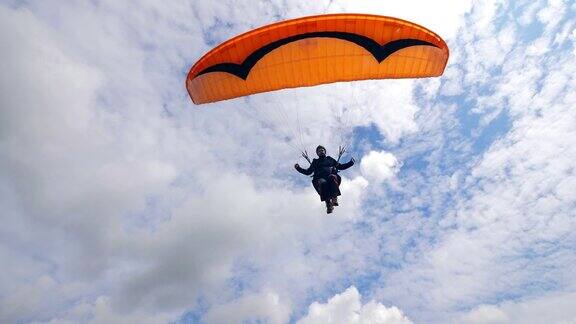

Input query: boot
[326,200,334,214]
[332,196,339,206]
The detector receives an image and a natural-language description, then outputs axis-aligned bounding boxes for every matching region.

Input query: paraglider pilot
[294,145,355,214]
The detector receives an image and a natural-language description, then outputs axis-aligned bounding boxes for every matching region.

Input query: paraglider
[295,145,355,214]
[186,13,449,104]
[186,13,448,211]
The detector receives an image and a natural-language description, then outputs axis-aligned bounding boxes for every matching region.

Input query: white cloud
[0,276,61,323]
[328,0,473,40]
[469,0,502,36]
[356,1,576,322]
[297,286,412,324]
[248,79,420,152]
[459,291,576,324]
[518,1,543,26]
[336,176,370,219]
[360,151,400,184]
[0,5,375,312]
[41,296,175,324]
[440,66,464,96]
[203,291,291,324]
[571,28,576,57]
[537,0,566,29]
[460,305,509,324]
[112,173,335,311]
[8,1,565,324]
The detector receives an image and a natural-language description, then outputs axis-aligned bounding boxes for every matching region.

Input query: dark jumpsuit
[295,156,354,202]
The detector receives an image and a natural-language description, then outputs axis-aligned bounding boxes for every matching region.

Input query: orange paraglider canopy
[187,14,449,104]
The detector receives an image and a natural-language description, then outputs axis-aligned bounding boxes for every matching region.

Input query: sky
[1,0,575,323]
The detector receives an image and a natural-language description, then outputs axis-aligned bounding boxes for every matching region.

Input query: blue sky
[1,0,576,323]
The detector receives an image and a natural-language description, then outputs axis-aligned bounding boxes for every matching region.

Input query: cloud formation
[460,291,576,324]
[297,286,412,324]
[203,291,291,324]
[1,0,575,323]
[360,151,400,184]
